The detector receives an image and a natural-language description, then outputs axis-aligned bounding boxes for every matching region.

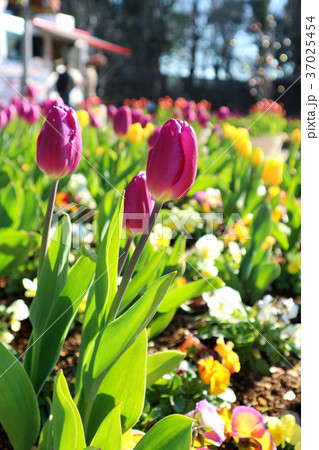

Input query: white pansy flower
[256,295,278,325]
[195,234,223,260]
[278,298,299,324]
[6,300,30,332]
[280,324,301,350]
[68,173,88,191]
[227,241,242,264]
[197,259,218,278]
[22,278,37,298]
[203,286,246,320]
[0,330,14,346]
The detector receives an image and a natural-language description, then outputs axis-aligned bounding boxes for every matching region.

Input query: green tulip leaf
[158,277,224,313]
[0,343,40,450]
[53,370,86,450]
[82,273,175,407]
[147,351,185,388]
[87,330,147,441]
[90,404,122,450]
[134,414,194,450]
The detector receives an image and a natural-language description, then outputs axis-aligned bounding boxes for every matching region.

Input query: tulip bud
[113,105,132,135]
[146,119,198,203]
[37,106,82,180]
[123,171,155,236]
[262,156,284,185]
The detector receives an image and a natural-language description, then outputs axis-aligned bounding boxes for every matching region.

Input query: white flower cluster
[194,234,223,278]
[0,299,29,346]
[256,295,300,351]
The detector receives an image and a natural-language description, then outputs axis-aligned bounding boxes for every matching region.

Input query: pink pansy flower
[186,400,226,447]
[232,406,276,450]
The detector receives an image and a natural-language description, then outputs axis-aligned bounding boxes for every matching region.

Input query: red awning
[33,17,131,56]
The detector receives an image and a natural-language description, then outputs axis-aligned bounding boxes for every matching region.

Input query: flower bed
[0,94,300,449]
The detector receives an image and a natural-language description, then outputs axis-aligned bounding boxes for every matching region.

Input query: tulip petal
[170,124,198,199]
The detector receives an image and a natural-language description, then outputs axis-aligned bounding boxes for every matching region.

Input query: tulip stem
[37,180,58,278]
[107,202,162,323]
[118,236,134,275]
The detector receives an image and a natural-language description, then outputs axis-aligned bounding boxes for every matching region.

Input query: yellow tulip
[126,123,144,143]
[262,156,284,185]
[252,147,264,166]
[291,128,301,145]
[76,109,89,128]
[223,123,236,139]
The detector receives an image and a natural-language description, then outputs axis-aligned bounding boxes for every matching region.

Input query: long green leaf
[119,248,167,313]
[147,309,176,339]
[81,273,175,417]
[29,255,95,394]
[87,330,147,441]
[53,370,86,450]
[95,195,123,326]
[0,344,40,450]
[90,404,122,450]
[147,351,185,388]
[158,277,224,313]
[135,414,193,450]
[28,216,71,337]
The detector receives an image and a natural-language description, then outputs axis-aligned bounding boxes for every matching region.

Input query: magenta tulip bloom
[25,104,41,124]
[217,106,230,121]
[146,118,198,203]
[107,104,117,120]
[37,106,82,179]
[147,126,161,148]
[132,108,143,124]
[186,400,225,447]
[123,171,155,236]
[113,105,132,135]
[88,108,102,128]
[141,114,152,128]
[0,110,8,128]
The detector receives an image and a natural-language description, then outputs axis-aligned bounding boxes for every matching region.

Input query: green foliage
[0,343,40,450]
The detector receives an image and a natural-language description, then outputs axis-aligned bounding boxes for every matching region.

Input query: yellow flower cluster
[287,252,301,275]
[214,337,241,374]
[125,122,154,144]
[267,414,301,449]
[262,235,276,251]
[198,356,230,395]
[197,338,240,395]
[223,213,253,246]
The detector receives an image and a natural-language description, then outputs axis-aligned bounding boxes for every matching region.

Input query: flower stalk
[107,202,162,323]
[37,180,58,278]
